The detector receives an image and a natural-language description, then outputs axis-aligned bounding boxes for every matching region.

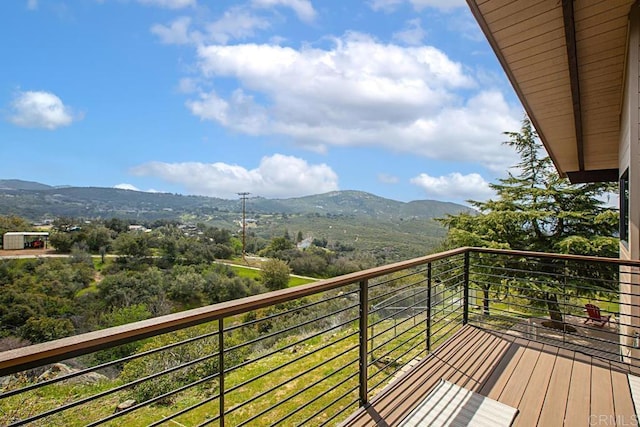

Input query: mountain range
[0,179,470,221]
[0,179,473,258]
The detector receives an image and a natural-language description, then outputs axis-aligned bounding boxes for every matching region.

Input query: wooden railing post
[218,318,225,427]
[426,262,432,353]
[359,279,369,405]
[463,251,470,325]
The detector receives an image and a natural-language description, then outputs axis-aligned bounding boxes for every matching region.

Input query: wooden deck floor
[342,325,639,426]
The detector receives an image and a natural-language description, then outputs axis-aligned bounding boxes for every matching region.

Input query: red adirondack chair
[584,304,611,327]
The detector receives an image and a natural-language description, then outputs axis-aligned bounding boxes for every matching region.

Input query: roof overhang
[466,0,634,183]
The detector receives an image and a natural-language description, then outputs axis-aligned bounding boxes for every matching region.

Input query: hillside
[0,180,473,258]
[0,179,53,191]
[0,180,470,220]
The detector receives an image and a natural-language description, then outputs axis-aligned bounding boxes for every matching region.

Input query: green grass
[228,264,261,280]
[466,286,622,330]
[1,331,359,425]
[76,283,99,298]
[227,263,317,287]
[289,276,316,287]
[91,256,113,271]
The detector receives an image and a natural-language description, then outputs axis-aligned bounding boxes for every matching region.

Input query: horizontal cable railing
[466,248,640,366]
[0,249,466,426]
[1,247,640,426]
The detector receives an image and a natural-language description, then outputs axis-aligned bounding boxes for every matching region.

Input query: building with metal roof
[2,231,49,250]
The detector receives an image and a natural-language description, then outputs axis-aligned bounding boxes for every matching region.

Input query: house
[297,237,313,250]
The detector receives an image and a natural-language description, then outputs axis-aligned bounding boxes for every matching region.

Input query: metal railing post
[463,251,470,325]
[218,318,225,427]
[427,263,432,352]
[359,279,369,405]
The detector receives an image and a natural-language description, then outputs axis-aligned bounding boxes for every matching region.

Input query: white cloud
[393,18,426,46]
[368,0,403,12]
[409,0,466,10]
[8,90,77,130]
[27,0,38,10]
[187,34,520,172]
[187,91,231,124]
[370,0,466,11]
[378,173,399,184]
[205,7,271,44]
[130,154,339,198]
[114,183,140,191]
[410,172,494,201]
[137,0,196,9]
[251,0,316,22]
[176,77,199,94]
[151,16,193,44]
[114,183,161,193]
[186,89,268,135]
[151,9,271,46]
[448,13,485,42]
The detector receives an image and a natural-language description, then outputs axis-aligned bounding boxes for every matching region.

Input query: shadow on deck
[342,325,638,426]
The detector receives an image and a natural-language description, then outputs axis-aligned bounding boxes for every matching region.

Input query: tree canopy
[438,117,619,321]
[439,117,618,257]
[260,259,291,291]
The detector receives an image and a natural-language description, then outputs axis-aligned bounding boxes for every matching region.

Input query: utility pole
[238,192,250,262]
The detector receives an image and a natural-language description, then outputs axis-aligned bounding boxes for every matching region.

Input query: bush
[20,317,75,343]
[168,272,206,307]
[260,259,290,291]
[92,304,153,365]
[120,324,248,405]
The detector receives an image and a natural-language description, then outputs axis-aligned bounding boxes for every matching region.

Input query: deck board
[537,347,573,426]
[611,370,635,424]
[460,332,513,392]
[479,335,527,398]
[341,325,638,427]
[444,329,503,390]
[360,327,482,425]
[591,361,615,424]
[512,344,558,426]
[564,352,593,424]
[495,343,541,407]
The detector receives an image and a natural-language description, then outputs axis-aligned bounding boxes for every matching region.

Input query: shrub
[19,317,75,343]
[120,324,248,405]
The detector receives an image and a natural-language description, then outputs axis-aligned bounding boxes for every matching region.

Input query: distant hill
[0,179,473,259]
[0,180,470,221]
[0,179,53,191]
[266,190,469,220]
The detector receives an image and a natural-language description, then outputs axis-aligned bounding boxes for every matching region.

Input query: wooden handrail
[470,247,640,267]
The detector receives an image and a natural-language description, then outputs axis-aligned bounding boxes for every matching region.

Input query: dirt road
[0,249,63,259]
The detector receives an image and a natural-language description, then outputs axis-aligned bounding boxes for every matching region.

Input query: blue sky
[0,0,524,204]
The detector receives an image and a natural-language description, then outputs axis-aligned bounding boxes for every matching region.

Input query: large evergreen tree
[439,117,618,320]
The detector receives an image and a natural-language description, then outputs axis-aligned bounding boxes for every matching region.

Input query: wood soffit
[466,0,634,183]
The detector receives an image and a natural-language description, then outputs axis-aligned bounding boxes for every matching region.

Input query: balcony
[1,247,640,426]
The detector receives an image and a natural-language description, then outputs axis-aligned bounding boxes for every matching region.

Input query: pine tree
[441,117,617,254]
[439,117,618,320]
